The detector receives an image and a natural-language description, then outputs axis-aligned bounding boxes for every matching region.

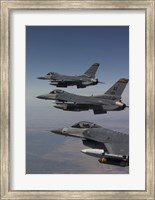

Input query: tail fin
[84,63,100,78]
[105,78,129,96]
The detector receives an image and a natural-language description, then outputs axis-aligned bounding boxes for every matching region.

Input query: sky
[26,26,129,174]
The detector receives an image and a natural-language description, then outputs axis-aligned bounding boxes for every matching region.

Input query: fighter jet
[37,63,103,88]
[37,78,129,114]
[51,121,129,167]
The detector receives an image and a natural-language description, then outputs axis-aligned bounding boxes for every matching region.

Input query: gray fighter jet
[37,63,103,88]
[37,78,129,114]
[52,121,129,167]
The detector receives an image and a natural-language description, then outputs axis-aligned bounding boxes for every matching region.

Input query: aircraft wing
[56,92,115,106]
[55,93,119,114]
[83,128,129,156]
[103,143,128,156]
[51,78,82,82]
[50,74,84,82]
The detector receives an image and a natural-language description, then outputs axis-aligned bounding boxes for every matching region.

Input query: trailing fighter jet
[51,121,129,167]
[37,78,129,114]
[37,63,103,88]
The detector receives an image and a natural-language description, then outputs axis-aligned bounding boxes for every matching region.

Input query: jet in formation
[37,78,129,114]
[52,121,129,167]
[37,63,104,88]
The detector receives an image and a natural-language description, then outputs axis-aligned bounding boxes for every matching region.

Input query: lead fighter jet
[52,121,129,167]
[37,78,129,114]
[37,63,103,88]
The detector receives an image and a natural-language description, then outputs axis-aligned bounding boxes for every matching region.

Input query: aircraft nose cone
[51,128,63,134]
[37,76,45,80]
[36,95,45,99]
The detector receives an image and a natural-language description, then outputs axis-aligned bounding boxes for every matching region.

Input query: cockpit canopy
[50,89,64,94]
[47,72,56,76]
[71,121,101,129]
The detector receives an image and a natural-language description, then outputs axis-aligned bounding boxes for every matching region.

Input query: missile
[81,149,104,158]
[81,149,129,161]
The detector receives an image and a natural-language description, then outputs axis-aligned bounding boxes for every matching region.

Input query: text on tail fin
[84,63,100,78]
[105,78,129,96]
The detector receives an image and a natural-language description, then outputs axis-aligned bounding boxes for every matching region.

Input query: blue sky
[26,26,129,85]
[26,26,129,174]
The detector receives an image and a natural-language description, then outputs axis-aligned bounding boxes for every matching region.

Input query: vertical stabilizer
[84,63,100,78]
[104,78,129,96]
